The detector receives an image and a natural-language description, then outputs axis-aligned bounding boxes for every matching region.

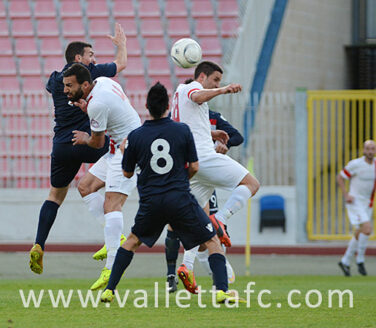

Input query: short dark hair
[65,41,92,64]
[63,63,93,84]
[194,61,223,79]
[146,82,169,119]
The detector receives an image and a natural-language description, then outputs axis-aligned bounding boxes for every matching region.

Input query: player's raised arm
[190,84,242,104]
[108,23,127,73]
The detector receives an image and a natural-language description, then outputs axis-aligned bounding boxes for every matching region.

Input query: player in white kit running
[171,61,259,293]
[62,64,141,289]
[337,140,376,276]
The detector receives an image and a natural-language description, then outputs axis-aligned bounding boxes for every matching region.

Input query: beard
[67,88,84,103]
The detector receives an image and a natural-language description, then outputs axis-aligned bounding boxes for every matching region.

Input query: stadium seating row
[0,0,240,188]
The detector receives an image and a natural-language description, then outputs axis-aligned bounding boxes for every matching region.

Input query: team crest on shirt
[206,223,213,232]
[91,118,99,128]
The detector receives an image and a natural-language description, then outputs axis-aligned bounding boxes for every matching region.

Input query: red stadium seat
[30,116,53,136]
[14,38,38,56]
[92,37,116,56]
[43,56,64,75]
[199,37,222,56]
[175,66,195,80]
[150,76,173,93]
[121,57,144,76]
[1,94,23,115]
[195,18,218,37]
[191,0,214,18]
[19,57,42,76]
[125,37,142,57]
[13,157,38,188]
[113,0,135,18]
[40,37,63,56]
[9,0,31,18]
[23,77,46,93]
[144,37,167,56]
[0,76,20,93]
[86,0,109,18]
[0,37,13,55]
[167,18,191,38]
[148,57,170,76]
[125,76,147,93]
[217,0,239,18]
[25,94,51,116]
[0,1,6,18]
[0,18,9,36]
[60,0,82,18]
[35,156,51,188]
[0,158,11,188]
[165,0,187,17]
[0,57,17,76]
[138,0,160,18]
[12,18,34,37]
[36,18,60,37]
[62,18,85,37]
[9,137,31,157]
[116,17,138,37]
[220,17,240,37]
[140,18,164,37]
[4,117,29,137]
[89,18,111,37]
[34,0,56,18]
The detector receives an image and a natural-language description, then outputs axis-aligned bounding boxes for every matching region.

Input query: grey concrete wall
[264,0,352,92]
[0,186,298,246]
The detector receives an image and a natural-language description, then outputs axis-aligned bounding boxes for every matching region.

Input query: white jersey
[340,156,376,206]
[171,81,215,156]
[86,77,141,144]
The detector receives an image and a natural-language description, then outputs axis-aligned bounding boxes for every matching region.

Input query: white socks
[215,185,252,224]
[197,249,212,275]
[83,192,105,227]
[357,233,369,264]
[341,236,358,266]
[182,246,199,271]
[104,211,124,269]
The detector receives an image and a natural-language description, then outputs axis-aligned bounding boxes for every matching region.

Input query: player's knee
[123,233,141,252]
[240,173,260,196]
[205,236,224,255]
[47,186,69,205]
[362,224,372,235]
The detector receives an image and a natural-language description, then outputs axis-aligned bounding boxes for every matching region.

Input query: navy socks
[208,253,228,292]
[106,247,134,291]
[165,230,180,276]
[35,200,60,250]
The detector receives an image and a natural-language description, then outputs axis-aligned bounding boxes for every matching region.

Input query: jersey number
[171,93,179,122]
[150,139,173,174]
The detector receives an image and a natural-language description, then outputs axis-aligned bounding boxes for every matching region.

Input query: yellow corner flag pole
[245,157,254,276]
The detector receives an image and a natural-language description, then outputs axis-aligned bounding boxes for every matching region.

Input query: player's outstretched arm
[190,83,242,104]
[108,23,127,73]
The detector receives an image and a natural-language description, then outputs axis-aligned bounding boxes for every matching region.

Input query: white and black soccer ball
[170,38,202,69]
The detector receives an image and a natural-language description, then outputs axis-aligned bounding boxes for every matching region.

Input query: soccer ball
[170,38,202,68]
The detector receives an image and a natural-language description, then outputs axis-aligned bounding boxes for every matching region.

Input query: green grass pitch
[1,276,375,328]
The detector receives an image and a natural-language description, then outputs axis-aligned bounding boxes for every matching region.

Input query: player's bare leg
[30,185,70,274]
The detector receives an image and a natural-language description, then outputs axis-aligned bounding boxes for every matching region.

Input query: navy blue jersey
[122,117,198,199]
[46,62,116,143]
[209,110,244,148]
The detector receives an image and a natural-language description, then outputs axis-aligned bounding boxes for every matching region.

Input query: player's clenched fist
[72,130,90,145]
[222,83,242,94]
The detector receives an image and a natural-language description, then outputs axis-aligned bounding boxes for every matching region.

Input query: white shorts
[190,153,249,207]
[345,199,373,228]
[89,148,137,195]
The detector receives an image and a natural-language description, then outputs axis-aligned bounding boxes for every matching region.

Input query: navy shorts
[50,136,110,188]
[132,190,216,250]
